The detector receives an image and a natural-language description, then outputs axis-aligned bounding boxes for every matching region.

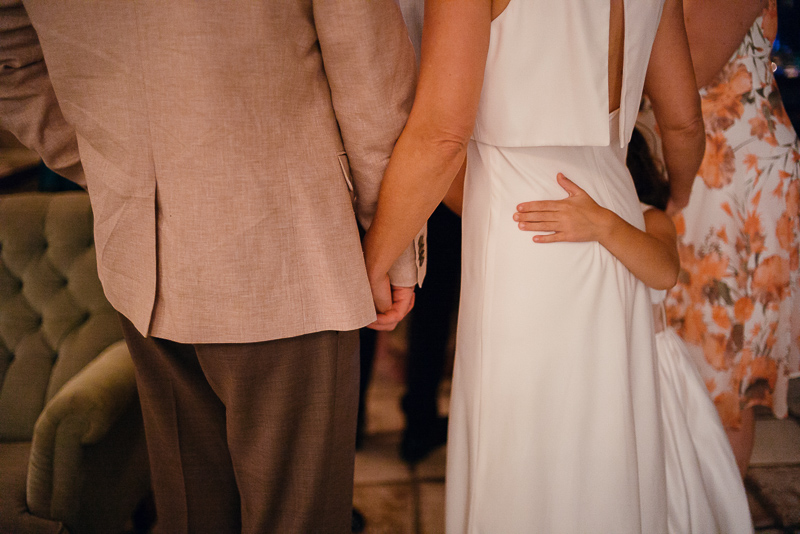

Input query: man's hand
[367,276,415,331]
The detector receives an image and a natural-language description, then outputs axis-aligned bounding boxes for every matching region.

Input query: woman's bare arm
[442,157,467,217]
[684,0,768,89]
[644,0,706,214]
[362,0,492,311]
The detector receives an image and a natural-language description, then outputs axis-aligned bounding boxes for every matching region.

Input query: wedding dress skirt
[656,321,754,534]
[446,112,668,533]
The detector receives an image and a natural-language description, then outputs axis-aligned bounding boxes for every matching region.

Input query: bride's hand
[513,173,616,243]
[363,227,416,331]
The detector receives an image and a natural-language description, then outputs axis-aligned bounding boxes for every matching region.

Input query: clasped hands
[366,273,415,331]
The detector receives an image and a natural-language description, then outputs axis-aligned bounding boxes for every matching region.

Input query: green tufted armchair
[0,192,150,533]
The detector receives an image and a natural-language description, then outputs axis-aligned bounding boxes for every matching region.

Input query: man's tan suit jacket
[0,1,423,343]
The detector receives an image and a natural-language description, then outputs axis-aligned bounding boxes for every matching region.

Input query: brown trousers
[120,315,360,534]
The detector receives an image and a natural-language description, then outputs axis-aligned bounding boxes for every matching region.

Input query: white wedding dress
[446,1,670,532]
[652,287,754,534]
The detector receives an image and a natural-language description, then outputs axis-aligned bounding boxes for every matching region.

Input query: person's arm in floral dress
[683,0,770,89]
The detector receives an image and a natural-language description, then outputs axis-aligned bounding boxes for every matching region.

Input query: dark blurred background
[774,0,800,130]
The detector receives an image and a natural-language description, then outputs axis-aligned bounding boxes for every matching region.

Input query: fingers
[517,221,562,232]
[556,173,585,197]
[516,174,584,214]
[368,274,393,314]
[369,301,405,330]
[372,288,393,314]
[368,312,402,331]
[532,232,567,243]
[368,286,416,331]
[391,286,415,319]
[514,209,560,223]
[515,200,562,213]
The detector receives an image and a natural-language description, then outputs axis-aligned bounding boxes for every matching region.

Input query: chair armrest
[27,340,138,520]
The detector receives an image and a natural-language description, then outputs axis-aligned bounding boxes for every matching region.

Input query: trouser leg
[120,315,240,534]
[357,327,378,443]
[195,329,360,534]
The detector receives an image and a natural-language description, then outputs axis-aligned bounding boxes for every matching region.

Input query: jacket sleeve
[312,0,423,287]
[0,0,85,187]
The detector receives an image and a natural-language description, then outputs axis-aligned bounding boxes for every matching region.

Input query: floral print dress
[665,2,800,429]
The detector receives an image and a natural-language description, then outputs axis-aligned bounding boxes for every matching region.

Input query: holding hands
[367,275,415,331]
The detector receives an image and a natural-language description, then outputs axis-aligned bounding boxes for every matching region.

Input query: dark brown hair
[626,127,670,211]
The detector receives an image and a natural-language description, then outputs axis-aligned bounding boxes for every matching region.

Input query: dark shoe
[351,508,366,533]
[399,416,448,464]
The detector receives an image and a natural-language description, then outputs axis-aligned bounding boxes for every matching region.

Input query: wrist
[596,208,621,245]
[363,230,390,283]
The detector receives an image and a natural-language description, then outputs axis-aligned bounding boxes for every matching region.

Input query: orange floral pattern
[664,7,800,429]
[698,132,737,188]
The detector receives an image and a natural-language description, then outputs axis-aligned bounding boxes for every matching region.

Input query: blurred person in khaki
[0,2,423,532]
